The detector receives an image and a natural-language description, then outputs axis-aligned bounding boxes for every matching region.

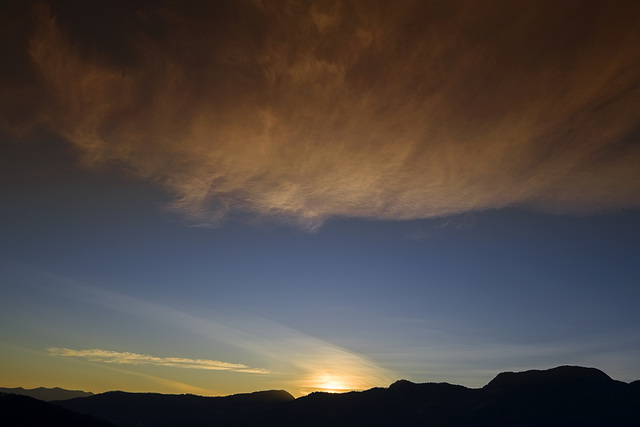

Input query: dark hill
[55,389,294,427]
[47,366,640,426]
[472,365,638,426]
[0,386,93,401]
[258,381,475,426]
[255,366,640,426]
[485,365,614,389]
[0,392,113,426]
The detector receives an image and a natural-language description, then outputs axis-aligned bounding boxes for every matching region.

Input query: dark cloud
[2,0,640,227]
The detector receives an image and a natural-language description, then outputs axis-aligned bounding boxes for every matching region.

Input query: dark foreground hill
[55,389,295,427]
[257,366,640,426]
[0,392,113,427]
[13,366,640,426]
[0,386,94,401]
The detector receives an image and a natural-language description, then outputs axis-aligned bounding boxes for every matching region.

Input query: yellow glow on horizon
[298,372,361,395]
[317,373,348,391]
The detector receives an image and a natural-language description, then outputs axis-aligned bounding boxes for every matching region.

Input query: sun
[313,374,351,393]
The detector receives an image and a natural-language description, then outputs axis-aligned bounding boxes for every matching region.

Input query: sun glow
[319,375,348,391]
[306,373,354,394]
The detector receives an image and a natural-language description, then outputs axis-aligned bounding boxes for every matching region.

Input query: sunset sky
[1,0,639,397]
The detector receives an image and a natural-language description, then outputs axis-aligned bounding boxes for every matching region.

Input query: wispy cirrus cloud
[13,262,393,393]
[48,347,270,374]
[2,1,639,228]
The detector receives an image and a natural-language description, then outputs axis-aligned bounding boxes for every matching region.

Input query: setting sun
[318,374,348,391]
[301,373,357,395]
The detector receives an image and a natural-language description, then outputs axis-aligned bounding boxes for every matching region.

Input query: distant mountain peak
[389,379,416,389]
[485,365,614,390]
[0,386,94,401]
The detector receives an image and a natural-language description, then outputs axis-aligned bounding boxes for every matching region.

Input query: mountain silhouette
[6,366,638,426]
[257,366,640,426]
[54,389,294,427]
[472,366,638,426]
[0,392,113,426]
[0,386,94,401]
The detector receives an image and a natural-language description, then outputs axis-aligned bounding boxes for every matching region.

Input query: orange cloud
[5,1,640,227]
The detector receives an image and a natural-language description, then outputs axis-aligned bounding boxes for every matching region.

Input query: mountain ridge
[54,389,295,427]
[5,366,640,426]
[0,386,94,401]
[0,392,113,426]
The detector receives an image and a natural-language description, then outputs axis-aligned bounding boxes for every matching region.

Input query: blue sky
[1,0,640,396]
[2,134,639,396]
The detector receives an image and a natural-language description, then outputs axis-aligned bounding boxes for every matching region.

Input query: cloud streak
[3,0,640,227]
[48,347,270,374]
[7,261,393,393]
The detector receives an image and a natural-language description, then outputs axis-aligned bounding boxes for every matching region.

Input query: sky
[1,0,639,397]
